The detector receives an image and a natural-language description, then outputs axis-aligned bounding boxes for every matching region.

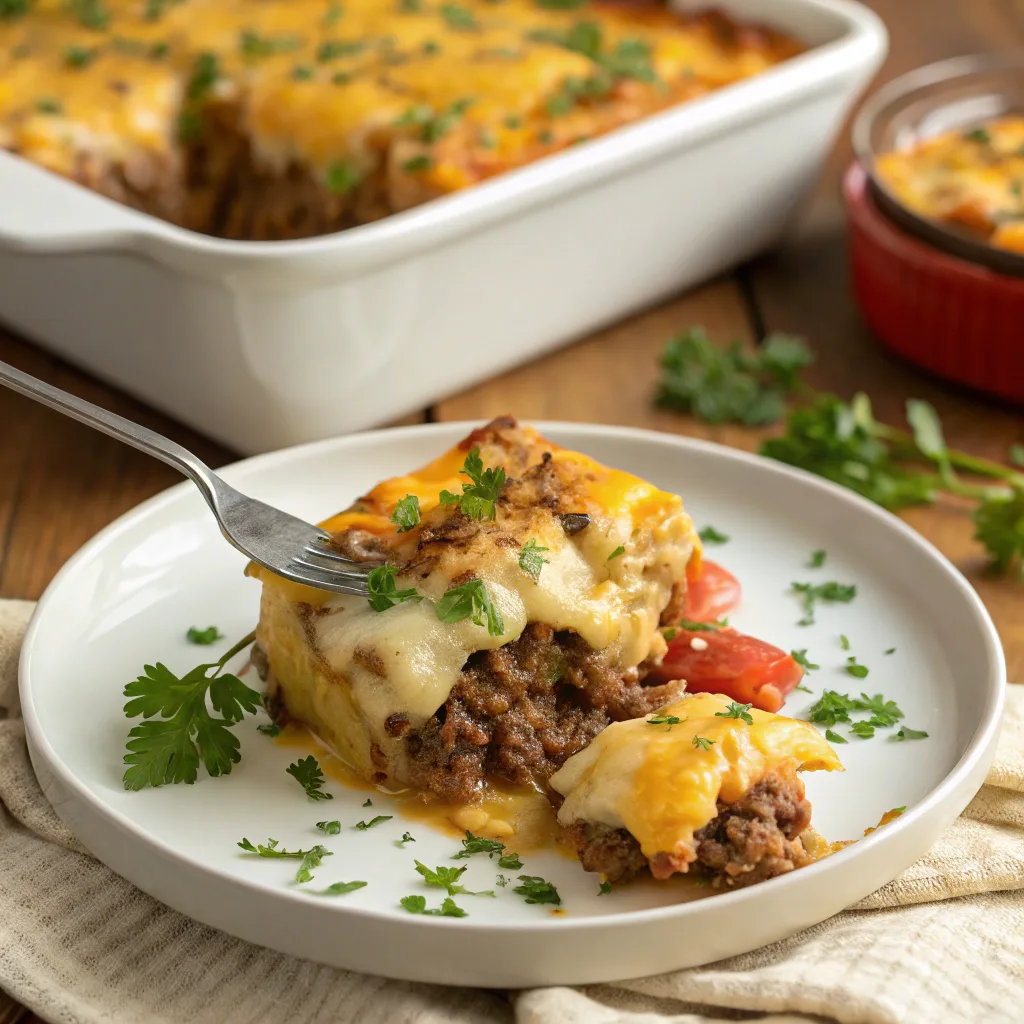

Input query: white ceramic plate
[21,423,1004,988]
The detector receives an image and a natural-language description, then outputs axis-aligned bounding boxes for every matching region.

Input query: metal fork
[0,359,375,596]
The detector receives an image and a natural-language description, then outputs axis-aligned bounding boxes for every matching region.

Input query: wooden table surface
[2,1,1023,1021]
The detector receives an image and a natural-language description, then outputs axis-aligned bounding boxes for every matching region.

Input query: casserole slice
[549,692,842,888]
[251,416,701,803]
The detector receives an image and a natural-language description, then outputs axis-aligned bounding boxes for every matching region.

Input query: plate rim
[19,420,1006,939]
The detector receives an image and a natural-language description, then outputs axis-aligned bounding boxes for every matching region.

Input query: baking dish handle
[0,151,151,253]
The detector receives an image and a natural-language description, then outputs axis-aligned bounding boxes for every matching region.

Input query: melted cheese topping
[254,423,699,732]
[0,0,800,191]
[550,692,842,859]
[876,116,1024,254]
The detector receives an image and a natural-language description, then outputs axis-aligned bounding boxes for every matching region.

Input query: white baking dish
[0,0,886,454]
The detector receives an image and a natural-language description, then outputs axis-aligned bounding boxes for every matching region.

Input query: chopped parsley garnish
[354,815,392,830]
[400,895,467,917]
[332,71,352,85]
[808,690,905,739]
[422,39,440,54]
[790,580,856,626]
[317,39,365,61]
[850,720,876,739]
[178,52,220,140]
[440,2,476,29]
[536,0,588,7]
[36,98,63,115]
[415,861,494,897]
[698,525,729,544]
[692,735,714,751]
[390,494,420,532]
[893,727,929,742]
[397,832,416,846]
[439,447,506,520]
[655,327,812,426]
[63,45,97,67]
[825,728,847,744]
[453,831,505,859]
[436,579,504,636]
[256,722,280,737]
[791,649,819,672]
[238,839,332,882]
[314,880,367,895]
[239,30,302,58]
[291,64,314,81]
[519,538,549,581]
[845,656,869,679]
[122,633,260,790]
[287,756,333,801]
[806,690,855,727]
[964,127,991,144]
[513,875,561,906]
[296,845,332,883]
[648,714,683,730]
[607,545,625,560]
[715,701,754,725]
[401,154,434,173]
[498,852,523,870]
[399,0,421,10]
[411,98,474,143]
[366,564,422,612]
[362,798,372,807]
[839,634,851,651]
[677,618,726,631]
[0,0,30,19]
[885,647,896,655]
[323,0,343,21]
[504,114,523,129]
[495,874,508,887]
[809,549,827,568]
[538,129,555,144]
[186,625,222,645]
[851,692,903,726]
[598,880,612,894]
[69,0,110,29]
[795,684,813,693]
[316,820,341,835]
[325,159,361,194]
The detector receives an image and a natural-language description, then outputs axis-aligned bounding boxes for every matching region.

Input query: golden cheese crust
[0,0,801,239]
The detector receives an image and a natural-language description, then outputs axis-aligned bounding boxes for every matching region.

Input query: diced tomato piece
[649,627,804,713]
[683,560,741,623]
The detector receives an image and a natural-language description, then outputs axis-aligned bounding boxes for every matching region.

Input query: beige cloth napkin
[2,600,1024,1024]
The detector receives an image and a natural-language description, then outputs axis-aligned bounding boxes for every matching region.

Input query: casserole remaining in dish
[0,0,800,239]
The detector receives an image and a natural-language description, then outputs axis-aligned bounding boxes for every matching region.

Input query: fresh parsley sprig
[366,565,422,612]
[400,895,467,917]
[519,538,549,581]
[436,579,504,636]
[513,875,561,906]
[715,701,754,725]
[453,831,505,859]
[355,815,392,830]
[122,631,260,790]
[237,838,333,883]
[287,755,333,801]
[439,447,506,521]
[391,494,420,533]
[414,861,494,897]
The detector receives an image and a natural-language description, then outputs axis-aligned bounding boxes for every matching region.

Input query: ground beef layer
[401,622,685,804]
[567,767,815,889]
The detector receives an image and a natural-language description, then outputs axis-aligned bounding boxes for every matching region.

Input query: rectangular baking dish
[0,0,886,455]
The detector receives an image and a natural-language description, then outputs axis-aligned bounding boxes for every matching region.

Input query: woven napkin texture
[2,600,1023,1024]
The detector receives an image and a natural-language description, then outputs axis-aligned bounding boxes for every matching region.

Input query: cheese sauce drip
[550,692,843,859]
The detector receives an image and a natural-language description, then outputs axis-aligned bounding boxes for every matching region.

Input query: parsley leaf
[314,880,367,895]
[414,861,494,897]
[453,831,505,859]
[850,720,876,739]
[892,727,929,742]
[438,448,506,521]
[964,126,991,144]
[440,2,476,28]
[845,656,869,679]
[692,735,714,751]
[122,633,260,790]
[676,618,726,631]
[795,684,813,693]
[325,159,361,194]
[698,525,729,544]
[790,580,856,625]
[316,820,341,835]
[363,798,373,807]
[850,693,903,727]
[400,894,468,917]
[238,838,332,882]
[495,874,508,887]
[257,722,280,737]
[355,815,392,830]
[186,625,222,645]
[519,539,549,581]
[513,875,561,906]
[296,845,332,883]
[715,701,754,725]
[498,852,523,870]
[840,634,851,651]
[807,690,856,728]
[974,489,1024,579]
[436,579,504,636]
[809,549,827,568]
[648,714,683,729]
[791,649,819,672]
[366,564,422,612]
[598,880,612,895]
[287,755,333,801]
[825,728,847,744]
[397,832,416,846]
[391,494,421,533]
[607,545,626,560]
[885,647,896,655]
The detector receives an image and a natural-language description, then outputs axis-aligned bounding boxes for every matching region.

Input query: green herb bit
[677,618,725,631]
[239,837,315,857]
[415,861,494,897]
[974,489,1024,579]
[291,64,314,81]
[519,538,549,581]
[806,690,855,728]
[64,45,98,68]
[0,0,30,18]
[397,832,416,846]
[239,30,302,58]
[422,39,440,53]
[504,114,523,129]
[809,549,827,568]
[795,684,813,694]
[498,852,523,870]
[400,894,467,917]
[317,39,364,61]
[839,634,851,651]
[436,579,504,636]
[70,0,110,29]
[698,525,729,544]
[513,875,561,906]
[1010,444,1024,468]
[366,564,422,612]
[439,447,506,520]
[326,159,361,194]
[316,820,342,835]
[714,701,754,725]
[791,649,819,672]
[790,580,856,626]
[362,798,372,807]
[824,728,847,744]
[850,692,903,726]
[36,98,63,115]
[296,845,332,883]
[495,874,508,887]
[323,1,343,23]
[648,714,683,730]
[257,722,280,737]
[607,545,625,560]
[355,815,392,830]
[845,656,869,679]
[692,735,714,751]
[440,2,476,28]
[661,626,679,641]
[314,880,367,895]
[598,880,612,895]
[850,720,875,739]
[402,154,434,173]
[893,806,907,814]
[287,755,333,801]
[536,0,588,7]
[186,625,222,645]
[122,632,260,790]
[885,647,896,655]
[964,127,991,144]
[390,494,420,532]
[892,727,929,742]
[453,831,505,859]
[538,129,554,144]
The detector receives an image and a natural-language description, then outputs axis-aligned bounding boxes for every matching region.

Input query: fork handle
[0,358,226,511]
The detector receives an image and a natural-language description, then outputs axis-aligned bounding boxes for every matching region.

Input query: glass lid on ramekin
[853,53,1024,278]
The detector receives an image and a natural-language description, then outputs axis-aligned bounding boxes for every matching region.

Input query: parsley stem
[215,630,257,674]
[883,433,1024,487]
